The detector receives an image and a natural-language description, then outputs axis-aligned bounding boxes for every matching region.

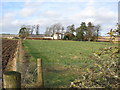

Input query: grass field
[23,40,113,88]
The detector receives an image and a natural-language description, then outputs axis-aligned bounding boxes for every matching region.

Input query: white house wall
[53,34,58,39]
[53,33,65,40]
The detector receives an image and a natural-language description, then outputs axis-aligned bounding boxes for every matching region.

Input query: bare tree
[31,25,35,35]
[61,26,64,32]
[48,23,64,39]
[95,25,101,41]
[45,27,52,37]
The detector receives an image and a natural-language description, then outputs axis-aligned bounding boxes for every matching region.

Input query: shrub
[70,46,120,88]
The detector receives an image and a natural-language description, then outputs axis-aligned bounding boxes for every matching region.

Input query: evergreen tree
[36,24,39,35]
[67,24,75,34]
[76,22,87,41]
[19,26,29,39]
[65,24,75,40]
[86,22,94,41]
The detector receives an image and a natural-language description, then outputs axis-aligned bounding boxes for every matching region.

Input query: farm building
[98,36,120,42]
[27,34,53,40]
[29,34,45,38]
[1,34,19,39]
[27,33,65,40]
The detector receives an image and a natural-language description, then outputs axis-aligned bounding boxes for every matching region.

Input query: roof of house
[1,34,19,37]
[29,34,45,37]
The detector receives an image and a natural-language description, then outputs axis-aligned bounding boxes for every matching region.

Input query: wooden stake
[37,58,43,87]
[3,71,21,88]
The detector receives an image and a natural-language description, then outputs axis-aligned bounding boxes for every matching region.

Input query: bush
[64,33,75,40]
[70,46,120,88]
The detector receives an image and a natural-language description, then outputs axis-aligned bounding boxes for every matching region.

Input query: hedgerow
[70,28,120,88]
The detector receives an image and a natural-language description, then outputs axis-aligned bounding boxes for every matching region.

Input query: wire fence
[17,40,38,88]
[17,60,37,87]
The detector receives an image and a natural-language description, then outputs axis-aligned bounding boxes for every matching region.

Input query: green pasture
[23,40,113,88]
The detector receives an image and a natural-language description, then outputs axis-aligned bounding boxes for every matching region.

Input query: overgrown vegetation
[70,46,119,88]
[70,25,120,88]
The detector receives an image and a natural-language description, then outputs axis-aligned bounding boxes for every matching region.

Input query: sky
[1,0,120,36]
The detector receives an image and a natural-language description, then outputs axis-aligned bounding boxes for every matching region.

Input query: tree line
[19,24,39,39]
[45,22,100,41]
[18,22,120,41]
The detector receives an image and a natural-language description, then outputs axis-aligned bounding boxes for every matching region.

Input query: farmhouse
[53,32,64,39]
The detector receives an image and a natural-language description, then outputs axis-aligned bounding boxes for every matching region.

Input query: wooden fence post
[3,71,21,88]
[37,58,43,87]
